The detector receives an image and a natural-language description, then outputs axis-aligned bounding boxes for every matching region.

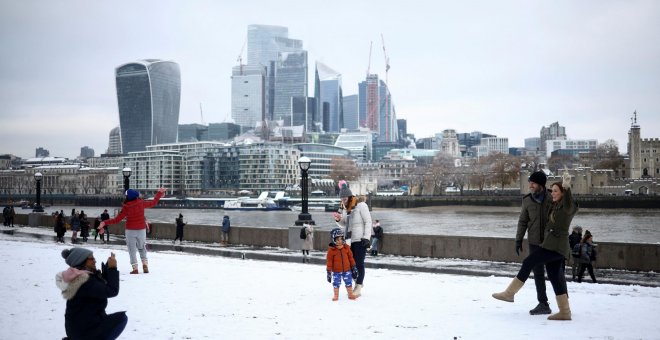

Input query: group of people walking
[52,208,111,244]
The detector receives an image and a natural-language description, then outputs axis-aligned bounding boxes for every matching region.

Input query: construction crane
[199,103,205,125]
[381,34,391,141]
[237,40,246,75]
[366,41,373,77]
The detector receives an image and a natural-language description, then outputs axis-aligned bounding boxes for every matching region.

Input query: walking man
[515,170,553,315]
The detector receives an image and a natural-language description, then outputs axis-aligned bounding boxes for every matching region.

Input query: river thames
[38,205,659,244]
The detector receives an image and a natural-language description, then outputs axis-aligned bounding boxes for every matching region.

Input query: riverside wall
[16,212,659,272]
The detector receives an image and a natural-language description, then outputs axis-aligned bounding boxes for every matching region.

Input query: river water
[38,205,659,244]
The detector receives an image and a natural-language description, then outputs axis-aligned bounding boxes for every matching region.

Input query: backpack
[299,226,307,239]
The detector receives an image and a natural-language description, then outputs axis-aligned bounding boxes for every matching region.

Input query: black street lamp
[33,172,44,212]
[295,156,314,226]
[122,167,131,192]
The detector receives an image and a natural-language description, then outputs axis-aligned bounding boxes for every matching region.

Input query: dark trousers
[528,244,549,303]
[351,241,367,285]
[517,246,567,296]
[578,263,597,283]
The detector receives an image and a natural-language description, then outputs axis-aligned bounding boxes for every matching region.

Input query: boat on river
[222,191,290,211]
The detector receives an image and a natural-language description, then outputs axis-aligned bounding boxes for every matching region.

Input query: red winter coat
[326,245,356,273]
[104,191,164,230]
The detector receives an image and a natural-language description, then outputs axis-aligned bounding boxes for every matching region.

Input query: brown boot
[130,264,139,274]
[143,264,149,274]
[547,294,571,320]
[332,288,339,301]
[492,278,524,302]
[346,286,357,300]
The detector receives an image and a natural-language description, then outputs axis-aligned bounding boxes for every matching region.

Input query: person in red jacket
[326,228,359,301]
[99,188,166,274]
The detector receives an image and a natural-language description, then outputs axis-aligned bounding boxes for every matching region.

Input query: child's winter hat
[330,227,344,242]
[61,247,93,267]
[338,180,353,198]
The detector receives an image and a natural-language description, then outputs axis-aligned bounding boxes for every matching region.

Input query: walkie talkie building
[115,59,181,153]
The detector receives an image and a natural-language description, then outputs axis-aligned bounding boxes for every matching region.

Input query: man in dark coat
[515,170,553,315]
[174,213,186,244]
[100,209,111,243]
[568,226,583,280]
[56,247,127,340]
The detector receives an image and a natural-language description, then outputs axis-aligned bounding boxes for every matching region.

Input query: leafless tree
[329,156,361,183]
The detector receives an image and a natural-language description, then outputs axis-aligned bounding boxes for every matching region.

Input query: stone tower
[627,111,641,179]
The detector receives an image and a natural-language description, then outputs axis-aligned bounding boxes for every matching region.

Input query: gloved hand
[351,266,358,280]
[361,238,371,248]
[562,171,571,189]
[515,240,523,256]
[326,270,331,283]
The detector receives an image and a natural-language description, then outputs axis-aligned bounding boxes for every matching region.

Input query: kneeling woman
[56,247,127,339]
[493,172,578,320]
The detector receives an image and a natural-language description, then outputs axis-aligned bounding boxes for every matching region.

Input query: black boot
[529,302,552,315]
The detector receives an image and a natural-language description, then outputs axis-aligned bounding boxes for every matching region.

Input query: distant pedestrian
[2,205,8,226]
[371,220,383,256]
[79,210,89,242]
[174,213,186,244]
[326,228,358,301]
[70,209,80,244]
[54,211,66,243]
[7,206,15,227]
[568,226,583,280]
[100,209,111,243]
[56,247,127,339]
[301,223,314,262]
[221,215,230,245]
[577,230,598,283]
[99,188,167,274]
[93,217,102,242]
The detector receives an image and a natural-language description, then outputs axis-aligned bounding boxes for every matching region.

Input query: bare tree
[488,153,521,189]
[468,157,491,193]
[329,156,361,183]
[431,154,455,195]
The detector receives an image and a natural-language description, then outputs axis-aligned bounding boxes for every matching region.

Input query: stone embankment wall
[18,213,659,272]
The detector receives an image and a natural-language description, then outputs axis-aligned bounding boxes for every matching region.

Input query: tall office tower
[273,51,308,125]
[80,146,95,159]
[524,137,541,151]
[291,96,315,131]
[231,64,266,131]
[397,119,407,140]
[315,62,343,133]
[247,25,303,119]
[107,126,122,154]
[539,121,566,152]
[378,80,397,142]
[358,74,380,133]
[35,147,49,158]
[115,59,181,153]
[343,94,359,130]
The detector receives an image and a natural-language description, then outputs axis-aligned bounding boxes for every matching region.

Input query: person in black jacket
[100,209,111,243]
[174,213,186,244]
[56,247,127,340]
[568,226,583,280]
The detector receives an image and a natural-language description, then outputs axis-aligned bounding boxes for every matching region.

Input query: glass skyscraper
[115,59,181,153]
[231,64,266,130]
[316,62,343,133]
[273,51,308,125]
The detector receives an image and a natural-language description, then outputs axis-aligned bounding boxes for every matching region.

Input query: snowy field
[0,239,658,340]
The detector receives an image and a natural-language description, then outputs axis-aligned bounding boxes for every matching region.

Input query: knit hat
[125,189,140,201]
[528,171,547,187]
[179,213,183,218]
[584,230,592,238]
[338,180,353,198]
[61,247,93,267]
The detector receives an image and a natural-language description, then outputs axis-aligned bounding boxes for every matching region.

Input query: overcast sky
[1,0,659,159]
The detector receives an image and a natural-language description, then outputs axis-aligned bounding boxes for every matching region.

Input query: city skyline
[1,0,659,159]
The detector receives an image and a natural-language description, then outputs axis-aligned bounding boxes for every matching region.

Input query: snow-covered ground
[0,238,659,340]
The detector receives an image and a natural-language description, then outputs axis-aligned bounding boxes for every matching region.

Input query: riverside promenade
[2,223,658,288]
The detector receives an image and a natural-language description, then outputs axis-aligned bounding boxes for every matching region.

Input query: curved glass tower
[115,59,181,153]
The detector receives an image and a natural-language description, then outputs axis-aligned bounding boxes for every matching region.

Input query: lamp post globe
[122,167,132,192]
[295,156,314,226]
[33,172,44,212]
